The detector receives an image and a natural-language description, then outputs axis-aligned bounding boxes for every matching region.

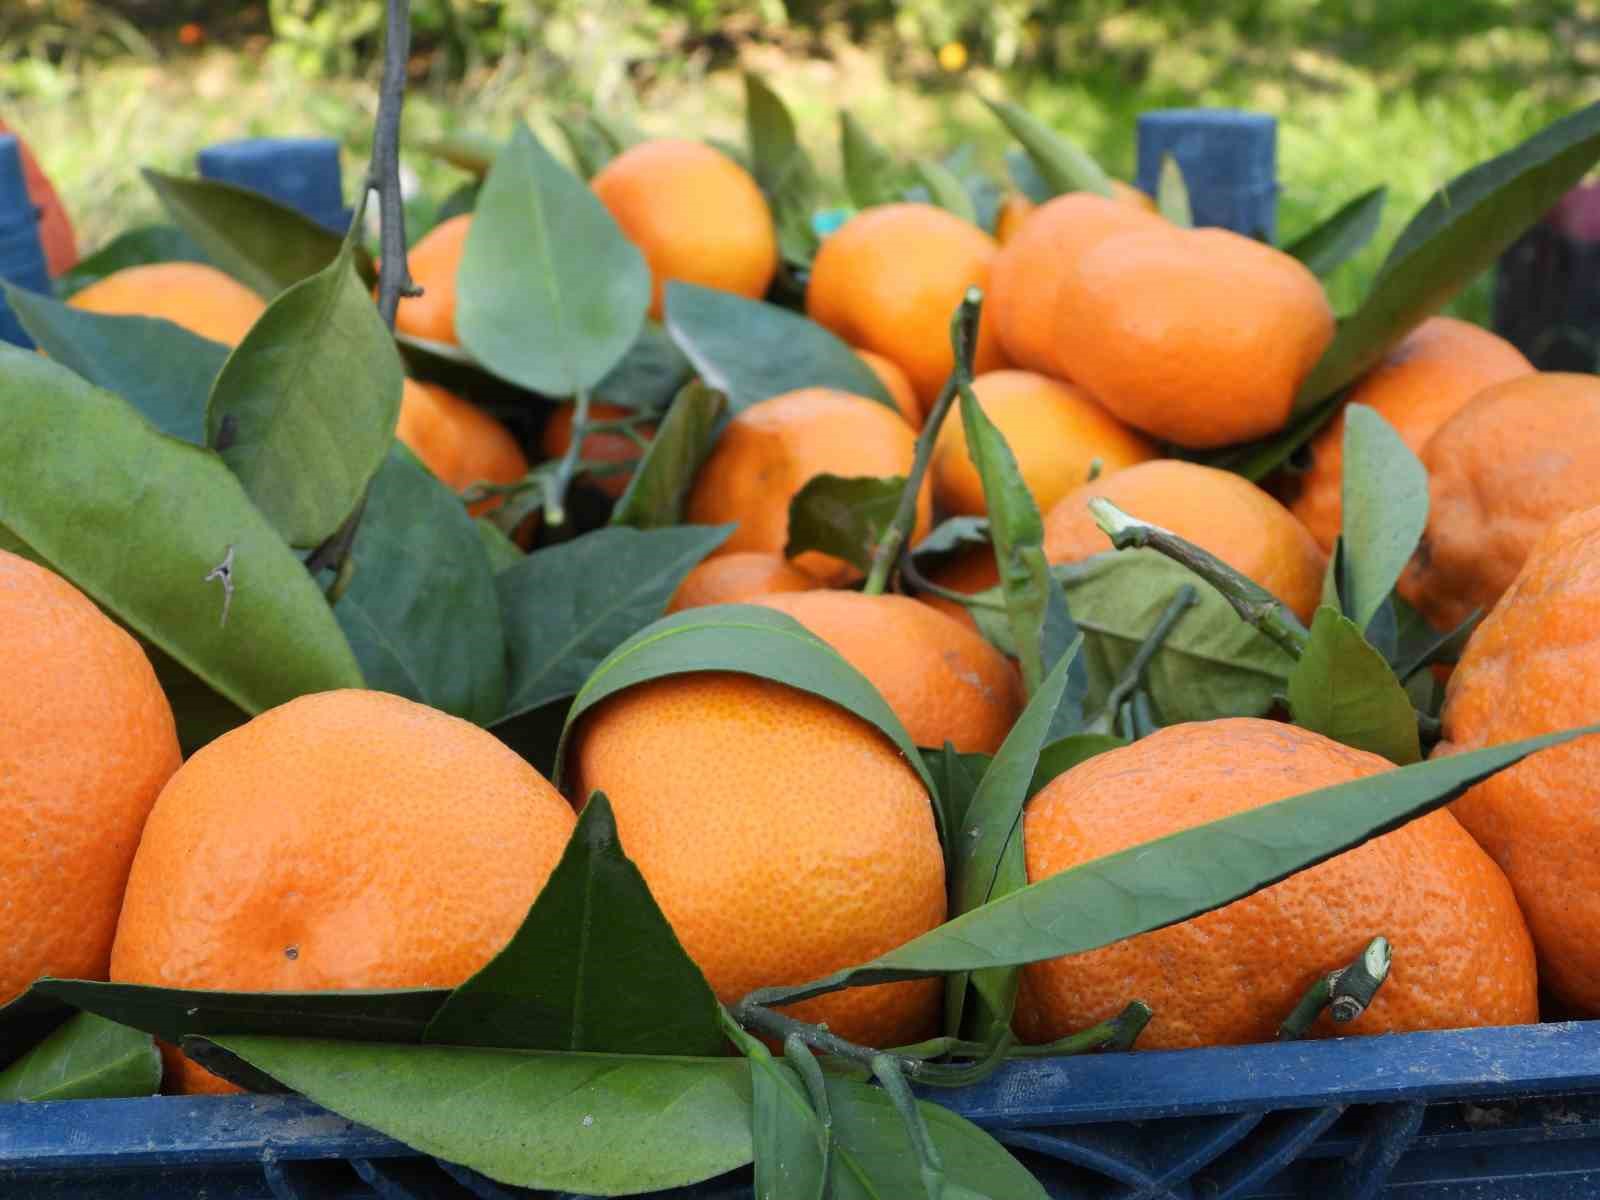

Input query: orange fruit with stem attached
[855,348,922,428]
[396,379,528,516]
[807,203,1007,413]
[392,213,470,345]
[988,191,1164,376]
[1437,505,1600,1015]
[1016,718,1537,1049]
[592,139,778,320]
[1,550,180,1007]
[1398,373,1600,635]
[1050,226,1333,448]
[110,689,577,1093]
[685,387,931,584]
[540,402,656,500]
[0,119,77,275]
[1043,460,1327,623]
[570,671,945,1047]
[752,590,1024,753]
[67,262,265,346]
[666,552,819,613]
[931,368,1157,518]
[1287,318,1533,551]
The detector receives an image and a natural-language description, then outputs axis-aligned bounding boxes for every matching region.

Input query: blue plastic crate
[5,1021,1600,1197]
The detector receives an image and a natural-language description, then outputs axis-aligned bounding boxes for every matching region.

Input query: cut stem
[1010,1000,1152,1057]
[1278,936,1392,1041]
[544,387,592,528]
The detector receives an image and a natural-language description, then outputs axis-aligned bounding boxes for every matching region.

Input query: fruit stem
[544,387,592,528]
[871,1053,956,1200]
[1277,935,1392,1041]
[1088,585,1196,734]
[1009,999,1153,1056]
[862,289,984,597]
[1089,498,1312,659]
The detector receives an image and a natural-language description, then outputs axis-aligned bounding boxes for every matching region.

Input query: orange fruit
[685,387,931,584]
[592,139,778,320]
[0,119,77,275]
[570,671,945,1047]
[806,203,1007,412]
[1437,505,1600,1014]
[855,348,922,428]
[1043,460,1327,623]
[1398,373,1600,635]
[666,552,819,613]
[988,192,1164,376]
[67,262,265,346]
[931,368,1157,517]
[992,183,1155,248]
[1016,718,1536,1049]
[392,213,470,345]
[396,379,528,516]
[539,401,655,500]
[1,551,180,1006]
[1051,227,1334,448]
[752,591,1024,753]
[1288,318,1533,551]
[110,689,576,1093]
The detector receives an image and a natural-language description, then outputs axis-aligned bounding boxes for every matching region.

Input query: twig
[544,388,591,528]
[1012,1000,1153,1057]
[370,0,419,326]
[1088,585,1196,733]
[1278,936,1392,1041]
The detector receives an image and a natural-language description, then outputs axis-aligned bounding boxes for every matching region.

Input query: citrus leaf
[142,643,251,755]
[556,604,934,797]
[824,1074,1047,1200]
[496,524,732,723]
[142,169,349,298]
[1284,186,1387,278]
[418,131,503,177]
[1288,607,1421,765]
[334,446,506,724]
[664,282,894,414]
[185,1037,755,1195]
[744,72,820,265]
[1340,404,1428,632]
[1028,731,1126,797]
[912,158,977,224]
[595,318,694,414]
[54,223,205,299]
[35,978,447,1045]
[206,233,403,549]
[921,744,990,852]
[912,516,991,560]
[983,98,1113,198]
[724,1018,829,1200]
[1156,154,1193,227]
[1390,597,1479,681]
[1005,148,1052,205]
[840,112,904,209]
[476,518,524,571]
[0,1014,159,1102]
[611,381,725,530]
[0,348,364,715]
[0,988,72,1073]
[785,474,905,573]
[5,284,225,444]
[457,122,650,396]
[551,112,616,180]
[434,180,480,224]
[424,793,723,1055]
[1295,101,1600,412]
[1199,391,1346,483]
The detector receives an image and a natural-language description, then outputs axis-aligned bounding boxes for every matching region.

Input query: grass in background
[2,5,1596,324]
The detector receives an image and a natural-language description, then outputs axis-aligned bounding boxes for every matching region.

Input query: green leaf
[1390,598,1479,681]
[0,349,364,715]
[664,282,894,415]
[206,234,403,548]
[982,98,1113,199]
[6,284,224,443]
[759,721,1600,1001]
[1005,148,1052,205]
[35,978,447,1046]
[496,524,732,722]
[1288,607,1421,764]
[434,180,480,224]
[457,123,650,396]
[144,643,251,755]
[611,381,725,529]
[1156,154,1193,227]
[912,516,990,558]
[744,72,820,265]
[0,1014,159,1102]
[1339,404,1429,631]
[1295,101,1600,412]
[841,112,904,209]
[595,318,694,414]
[419,131,503,177]
[142,169,349,298]
[921,744,990,852]
[187,1037,754,1195]
[54,223,205,299]
[785,475,905,574]
[556,604,935,797]
[824,1074,1047,1200]
[552,112,617,180]
[423,794,723,1055]
[723,1019,829,1200]
[912,159,977,224]
[1028,731,1126,798]
[0,989,73,1073]
[334,446,506,724]
[1199,391,1346,483]
[476,518,524,571]
[1284,186,1387,278]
